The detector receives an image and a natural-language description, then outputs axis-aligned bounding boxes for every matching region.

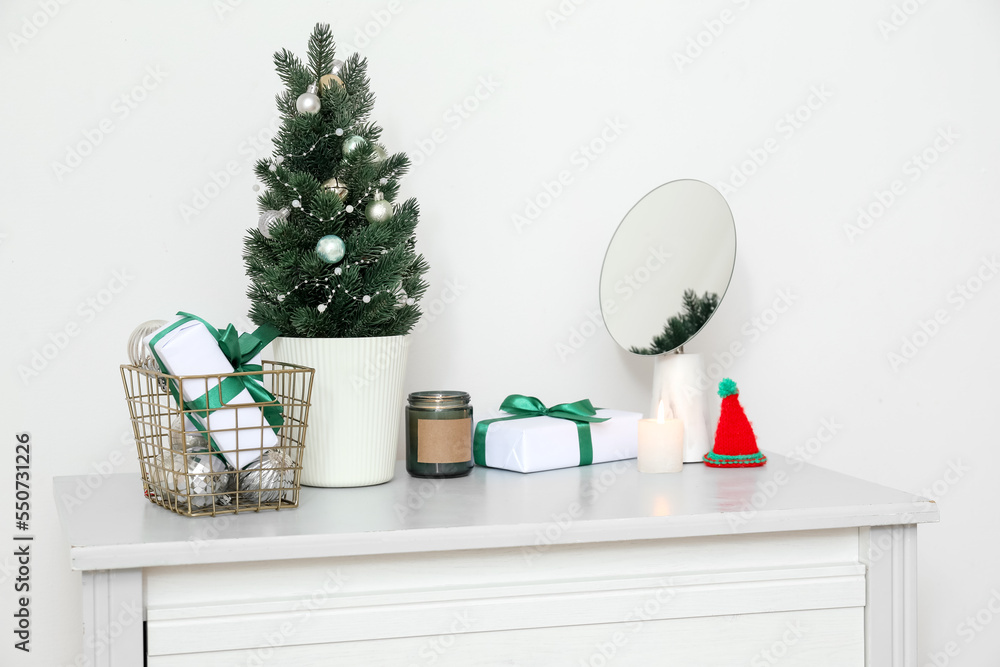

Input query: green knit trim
[718,378,738,398]
[703,451,766,463]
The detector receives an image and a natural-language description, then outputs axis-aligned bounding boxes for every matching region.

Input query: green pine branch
[630,289,720,355]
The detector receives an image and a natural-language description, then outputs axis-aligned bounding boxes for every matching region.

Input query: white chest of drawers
[56,455,937,666]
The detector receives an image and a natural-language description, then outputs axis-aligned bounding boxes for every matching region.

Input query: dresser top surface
[55,454,938,571]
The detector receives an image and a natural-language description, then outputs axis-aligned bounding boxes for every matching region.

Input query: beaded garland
[254,123,402,312]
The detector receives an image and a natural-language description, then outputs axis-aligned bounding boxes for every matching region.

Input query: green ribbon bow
[148,313,284,453]
[473,394,609,468]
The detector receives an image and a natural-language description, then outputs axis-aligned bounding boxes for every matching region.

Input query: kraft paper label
[417,417,472,463]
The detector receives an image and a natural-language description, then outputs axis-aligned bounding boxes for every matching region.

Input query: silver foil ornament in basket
[169,413,209,452]
[127,319,168,391]
[164,445,233,510]
[236,449,295,505]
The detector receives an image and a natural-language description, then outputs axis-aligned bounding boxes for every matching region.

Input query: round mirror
[600,179,736,355]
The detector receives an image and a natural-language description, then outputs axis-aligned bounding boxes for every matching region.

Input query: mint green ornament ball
[316,234,346,264]
[342,135,366,158]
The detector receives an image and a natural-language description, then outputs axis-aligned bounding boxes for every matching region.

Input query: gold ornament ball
[321,177,348,201]
[319,73,344,91]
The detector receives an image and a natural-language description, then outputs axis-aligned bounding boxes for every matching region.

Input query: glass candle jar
[405,391,474,479]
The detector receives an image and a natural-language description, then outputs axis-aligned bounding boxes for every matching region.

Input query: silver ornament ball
[342,134,367,158]
[296,84,321,115]
[127,319,166,369]
[127,319,169,391]
[257,207,289,239]
[316,234,346,264]
[169,414,209,452]
[165,445,232,509]
[365,191,392,223]
[237,449,295,504]
[330,58,345,77]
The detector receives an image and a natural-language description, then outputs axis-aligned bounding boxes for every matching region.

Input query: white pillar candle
[637,401,684,473]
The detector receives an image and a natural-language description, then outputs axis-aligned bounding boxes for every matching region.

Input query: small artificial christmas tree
[631,289,719,355]
[243,23,428,339]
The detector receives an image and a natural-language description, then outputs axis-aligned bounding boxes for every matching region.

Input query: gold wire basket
[121,361,314,517]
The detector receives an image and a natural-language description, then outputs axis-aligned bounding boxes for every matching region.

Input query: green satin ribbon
[148,313,284,458]
[473,394,609,468]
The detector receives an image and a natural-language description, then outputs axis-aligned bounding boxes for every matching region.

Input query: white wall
[1,0,996,664]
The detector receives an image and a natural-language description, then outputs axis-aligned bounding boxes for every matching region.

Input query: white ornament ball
[345,205,354,213]
[334,267,342,276]
[335,128,344,136]
[316,234,346,264]
[362,295,371,304]
[295,84,321,115]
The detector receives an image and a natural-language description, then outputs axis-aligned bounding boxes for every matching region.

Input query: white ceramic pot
[650,353,712,463]
[272,335,408,487]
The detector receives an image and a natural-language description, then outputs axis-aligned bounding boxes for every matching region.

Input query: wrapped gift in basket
[121,313,314,517]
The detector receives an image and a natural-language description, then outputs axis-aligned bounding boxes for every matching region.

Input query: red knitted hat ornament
[704,378,766,468]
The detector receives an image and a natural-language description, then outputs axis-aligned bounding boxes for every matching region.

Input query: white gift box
[145,315,277,469]
[475,409,641,473]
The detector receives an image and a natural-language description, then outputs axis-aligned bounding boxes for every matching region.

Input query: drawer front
[146,608,864,666]
[145,528,865,663]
